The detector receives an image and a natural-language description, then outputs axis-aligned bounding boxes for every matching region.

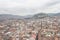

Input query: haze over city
[0,0,60,16]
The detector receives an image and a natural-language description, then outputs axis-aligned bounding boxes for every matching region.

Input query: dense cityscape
[0,13,60,40]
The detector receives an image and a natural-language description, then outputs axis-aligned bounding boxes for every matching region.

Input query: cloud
[0,0,49,8]
[42,3,60,13]
[0,0,60,16]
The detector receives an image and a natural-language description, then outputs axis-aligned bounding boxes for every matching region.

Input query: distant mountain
[0,14,24,21]
[48,13,60,16]
[32,13,48,19]
[0,13,48,20]
[25,13,60,19]
[0,13,60,21]
[53,13,60,16]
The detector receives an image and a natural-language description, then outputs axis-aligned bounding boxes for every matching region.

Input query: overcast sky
[0,0,60,16]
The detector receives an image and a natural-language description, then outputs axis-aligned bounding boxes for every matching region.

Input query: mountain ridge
[0,13,60,20]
